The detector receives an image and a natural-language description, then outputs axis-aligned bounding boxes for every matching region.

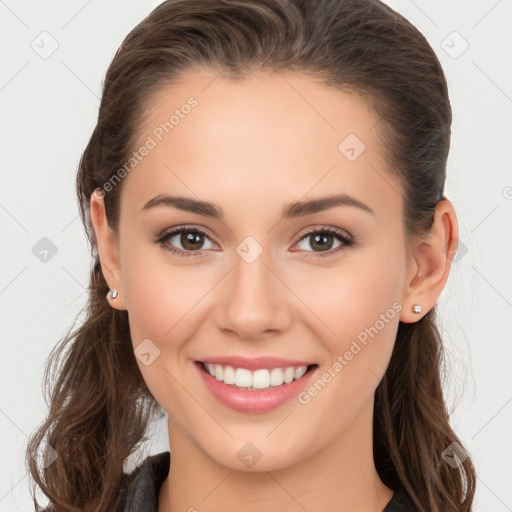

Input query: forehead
[120,68,402,223]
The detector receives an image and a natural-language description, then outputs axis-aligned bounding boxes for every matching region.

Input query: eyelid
[156,223,214,239]
[294,224,352,242]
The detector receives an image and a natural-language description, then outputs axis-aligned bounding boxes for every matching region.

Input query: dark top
[118,451,418,511]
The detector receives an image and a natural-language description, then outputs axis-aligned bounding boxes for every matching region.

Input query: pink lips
[194,360,318,413]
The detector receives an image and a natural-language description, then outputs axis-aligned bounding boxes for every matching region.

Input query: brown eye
[157,227,216,257]
[179,231,206,251]
[293,227,355,258]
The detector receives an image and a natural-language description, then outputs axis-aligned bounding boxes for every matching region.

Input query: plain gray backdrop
[1,0,511,510]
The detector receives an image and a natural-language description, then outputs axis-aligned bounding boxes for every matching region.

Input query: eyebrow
[141,193,375,219]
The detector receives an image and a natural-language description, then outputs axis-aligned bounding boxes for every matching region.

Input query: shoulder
[116,451,170,512]
[383,485,419,512]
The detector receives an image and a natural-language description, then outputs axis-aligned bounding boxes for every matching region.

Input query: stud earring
[107,289,118,300]
[412,304,422,314]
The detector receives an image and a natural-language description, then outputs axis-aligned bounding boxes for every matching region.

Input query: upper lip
[197,356,316,371]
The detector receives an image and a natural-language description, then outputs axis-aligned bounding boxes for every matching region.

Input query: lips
[194,360,319,413]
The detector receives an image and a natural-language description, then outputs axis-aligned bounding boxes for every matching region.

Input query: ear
[90,189,127,311]
[400,198,459,323]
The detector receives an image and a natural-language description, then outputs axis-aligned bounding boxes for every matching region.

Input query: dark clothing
[118,451,418,511]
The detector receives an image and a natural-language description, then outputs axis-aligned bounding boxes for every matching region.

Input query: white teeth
[235,368,252,387]
[295,366,307,379]
[214,364,223,381]
[203,363,311,389]
[283,367,295,383]
[270,368,284,386]
[223,365,236,385]
[252,369,271,389]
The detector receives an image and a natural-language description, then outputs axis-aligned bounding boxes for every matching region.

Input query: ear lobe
[89,190,127,311]
[400,200,458,323]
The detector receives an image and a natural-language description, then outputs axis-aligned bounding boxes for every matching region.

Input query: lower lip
[195,361,318,413]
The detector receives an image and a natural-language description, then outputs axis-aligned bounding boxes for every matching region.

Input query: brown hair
[26,0,476,510]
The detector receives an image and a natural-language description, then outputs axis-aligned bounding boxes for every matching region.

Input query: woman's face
[94,69,414,471]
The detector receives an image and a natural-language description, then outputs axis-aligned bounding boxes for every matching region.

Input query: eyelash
[155,224,356,259]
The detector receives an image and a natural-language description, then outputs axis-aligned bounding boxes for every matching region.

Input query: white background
[1,1,511,510]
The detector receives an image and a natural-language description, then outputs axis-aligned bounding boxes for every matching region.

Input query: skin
[90,68,458,512]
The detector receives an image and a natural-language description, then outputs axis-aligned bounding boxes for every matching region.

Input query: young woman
[26,0,477,511]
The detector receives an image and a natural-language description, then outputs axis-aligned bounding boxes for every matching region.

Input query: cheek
[294,258,403,431]
[295,245,405,396]
[303,250,404,343]
[121,247,220,401]
[124,260,204,346]
[122,252,211,414]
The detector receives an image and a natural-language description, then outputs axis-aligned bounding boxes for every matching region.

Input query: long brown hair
[26,0,476,510]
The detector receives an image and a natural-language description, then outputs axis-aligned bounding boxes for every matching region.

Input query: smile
[194,361,319,413]
[200,361,316,390]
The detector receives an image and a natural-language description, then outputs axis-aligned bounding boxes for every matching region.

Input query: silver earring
[107,289,118,300]
[412,304,422,314]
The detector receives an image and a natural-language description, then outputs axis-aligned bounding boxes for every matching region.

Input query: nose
[214,250,292,340]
